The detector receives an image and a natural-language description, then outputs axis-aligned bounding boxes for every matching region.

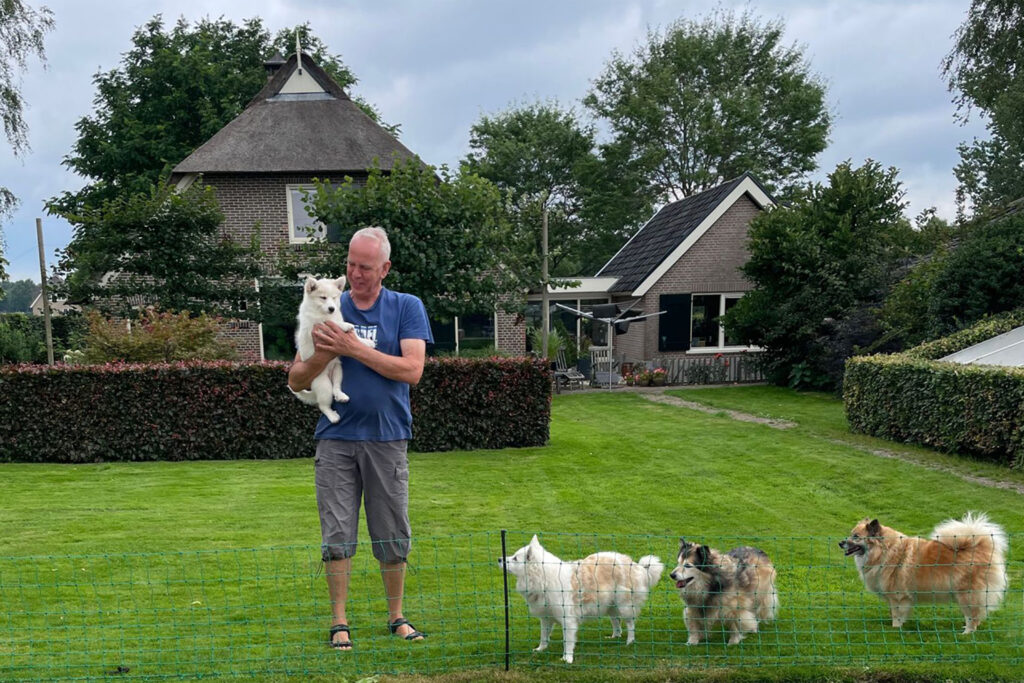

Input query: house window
[287,185,324,243]
[692,293,744,349]
[690,294,719,348]
[659,293,745,351]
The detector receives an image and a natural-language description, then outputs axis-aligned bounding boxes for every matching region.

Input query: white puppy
[292,276,373,423]
[500,534,664,664]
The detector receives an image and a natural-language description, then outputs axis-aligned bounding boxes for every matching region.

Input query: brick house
[530,172,773,381]
[170,50,526,359]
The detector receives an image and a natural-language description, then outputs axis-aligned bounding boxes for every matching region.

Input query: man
[288,226,433,650]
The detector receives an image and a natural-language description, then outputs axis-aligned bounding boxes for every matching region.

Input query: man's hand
[313,320,370,360]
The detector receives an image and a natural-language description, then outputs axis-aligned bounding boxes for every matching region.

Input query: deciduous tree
[723,161,913,390]
[943,0,1024,213]
[278,159,521,322]
[584,9,830,201]
[463,101,649,277]
[54,181,263,318]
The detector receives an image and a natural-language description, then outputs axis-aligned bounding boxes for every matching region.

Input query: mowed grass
[0,386,1022,682]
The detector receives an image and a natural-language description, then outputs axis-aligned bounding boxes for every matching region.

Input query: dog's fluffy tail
[637,555,665,587]
[932,511,1009,610]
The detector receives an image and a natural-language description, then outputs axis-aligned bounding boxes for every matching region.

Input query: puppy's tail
[637,555,665,587]
[932,511,1009,609]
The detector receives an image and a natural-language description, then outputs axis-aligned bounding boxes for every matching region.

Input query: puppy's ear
[305,276,318,292]
[866,519,881,537]
[334,276,347,290]
[696,545,712,570]
[679,537,691,553]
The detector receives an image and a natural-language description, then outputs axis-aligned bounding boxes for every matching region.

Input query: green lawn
[0,386,1021,682]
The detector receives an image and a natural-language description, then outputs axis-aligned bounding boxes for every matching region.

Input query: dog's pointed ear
[334,276,347,290]
[679,537,690,553]
[304,276,318,293]
[866,519,881,537]
[696,545,711,569]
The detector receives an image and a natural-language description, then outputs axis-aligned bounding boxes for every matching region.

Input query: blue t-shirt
[314,287,433,442]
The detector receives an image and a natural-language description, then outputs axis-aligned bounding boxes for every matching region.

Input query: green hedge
[844,310,1024,469]
[0,358,551,462]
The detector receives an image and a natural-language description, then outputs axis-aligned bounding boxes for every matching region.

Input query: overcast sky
[0,0,987,283]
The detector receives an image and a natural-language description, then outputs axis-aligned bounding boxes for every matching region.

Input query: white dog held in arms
[292,275,374,423]
[500,534,664,664]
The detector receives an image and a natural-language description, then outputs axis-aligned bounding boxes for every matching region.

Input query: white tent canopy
[940,325,1024,367]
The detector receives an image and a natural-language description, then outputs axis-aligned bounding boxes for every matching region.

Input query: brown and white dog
[839,512,1008,633]
[500,535,664,663]
[670,538,778,645]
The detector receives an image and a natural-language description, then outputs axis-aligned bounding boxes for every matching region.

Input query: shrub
[410,357,550,451]
[0,312,88,364]
[0,357,551,462]
[77,310,240,363]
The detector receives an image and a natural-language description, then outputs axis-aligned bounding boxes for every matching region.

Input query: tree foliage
[279,159,522,321]
[925,211,1024,334]
[0,278,39,312]
[54,181,263,318]
[51,16,380,215]
[723,160,913,390]
[73,309,239,364]
[943,0,1024,213]
[0,0,54,283]
[462,101,645,278]
[584,9,830,201]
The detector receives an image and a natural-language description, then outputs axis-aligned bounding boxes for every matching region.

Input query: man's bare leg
[326,558,351,647]
[381,560,423,640]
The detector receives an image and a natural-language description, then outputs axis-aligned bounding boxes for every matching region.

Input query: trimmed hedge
[0,357,551,462]
[844,310,1024,469]
[411,357,551,452]
[903,309,1024,361]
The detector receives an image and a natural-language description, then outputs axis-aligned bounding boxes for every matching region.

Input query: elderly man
[288,225,433,649]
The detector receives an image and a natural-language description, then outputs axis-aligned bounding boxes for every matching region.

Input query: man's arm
[287,346,335,393]
[306,320,426,385]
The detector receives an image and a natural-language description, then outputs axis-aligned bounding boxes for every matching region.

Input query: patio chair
[554,349,586,391]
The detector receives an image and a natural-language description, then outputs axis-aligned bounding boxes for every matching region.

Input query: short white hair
[350,225,391,262]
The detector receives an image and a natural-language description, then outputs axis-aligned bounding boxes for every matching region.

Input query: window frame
[686,292,751,353]
[286,184,325,244]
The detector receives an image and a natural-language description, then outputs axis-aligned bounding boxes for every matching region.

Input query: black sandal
[388,617,426,640]
[329,624,352,650]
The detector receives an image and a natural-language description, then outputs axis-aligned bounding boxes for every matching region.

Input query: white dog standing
[500,534,664,664]
[292,275,374,423]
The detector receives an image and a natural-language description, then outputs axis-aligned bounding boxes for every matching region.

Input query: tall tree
[0,1,54,285]
[279,159,521,322]
[943,0,1024,213]
[584,9,831,201]
[54,181,263,318]
[50,16,383,216]
[723,160,913,390]
[462,102,642,277]
[0,278,39,312]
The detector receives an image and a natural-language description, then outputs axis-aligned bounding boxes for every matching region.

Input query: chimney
[264,52,286,79]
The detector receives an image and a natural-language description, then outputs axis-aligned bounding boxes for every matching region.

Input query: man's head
[347,226,391,302]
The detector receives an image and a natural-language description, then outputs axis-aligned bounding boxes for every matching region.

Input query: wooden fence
[649,352,764,385]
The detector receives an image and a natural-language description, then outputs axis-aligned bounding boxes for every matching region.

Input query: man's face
[346,235,390,298]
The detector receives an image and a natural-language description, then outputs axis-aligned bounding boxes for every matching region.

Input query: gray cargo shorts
[314,439,411,564]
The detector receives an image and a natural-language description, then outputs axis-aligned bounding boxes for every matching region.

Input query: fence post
[500,529,511,671]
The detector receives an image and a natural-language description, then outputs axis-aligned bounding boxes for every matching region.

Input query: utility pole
[540,206,549,363]
[36,218,54,365]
